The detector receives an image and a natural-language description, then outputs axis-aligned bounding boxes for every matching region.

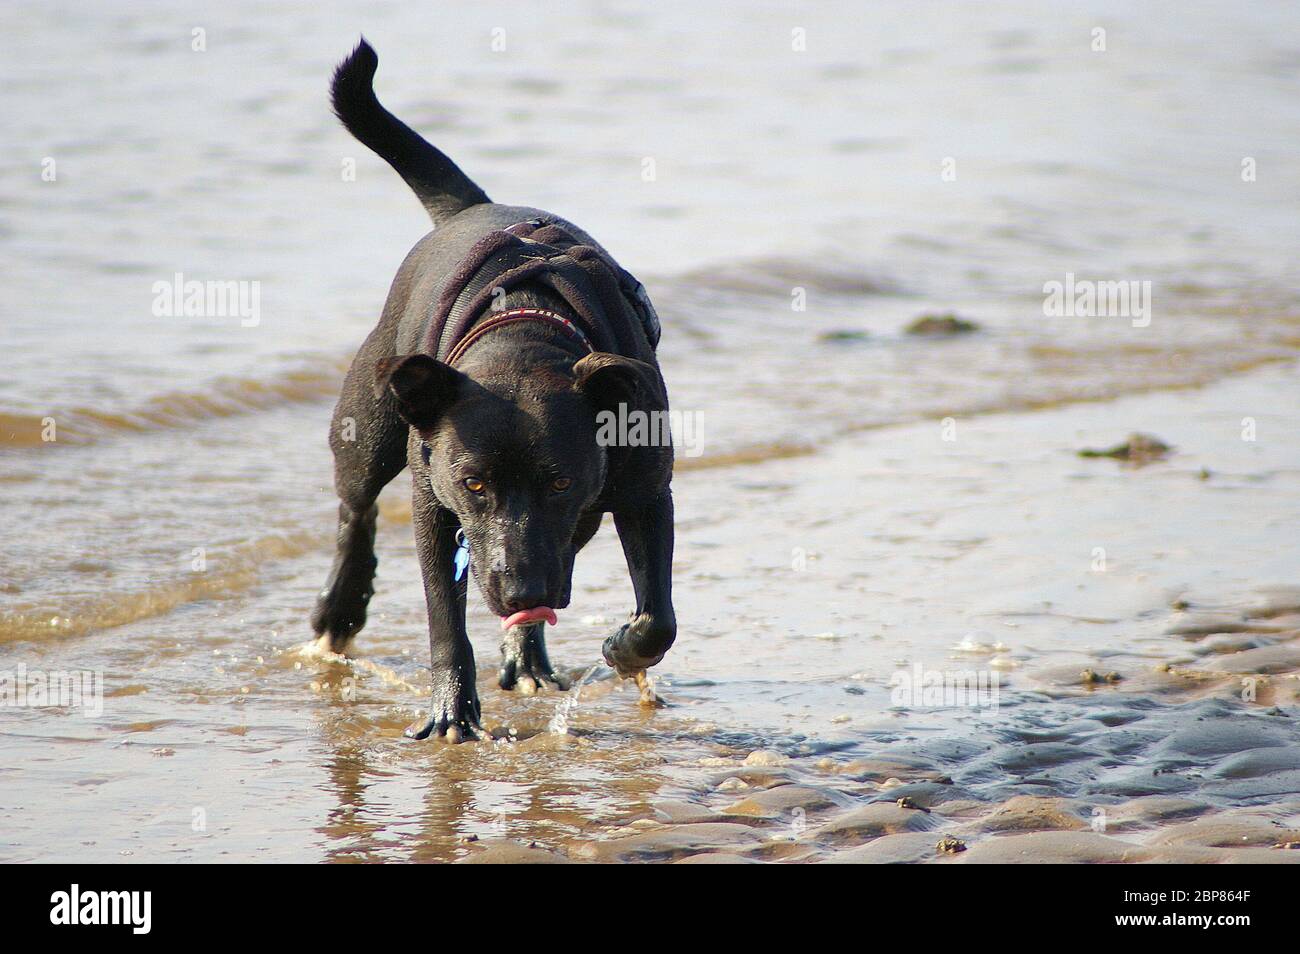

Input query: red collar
[444,307,594,367]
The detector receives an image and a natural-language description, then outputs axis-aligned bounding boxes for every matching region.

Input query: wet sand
[4,366,1298,863]
[2,1,1299,863]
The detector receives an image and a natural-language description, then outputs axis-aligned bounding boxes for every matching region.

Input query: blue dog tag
[453,529,469,582]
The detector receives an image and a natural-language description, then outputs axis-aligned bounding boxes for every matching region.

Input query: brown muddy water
[2,2,1299,863]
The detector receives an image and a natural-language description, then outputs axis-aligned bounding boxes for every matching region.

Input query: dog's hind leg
[311,357,408,653]
[498,511,601,693]
[498,623,563,693]
[603,492,677,678]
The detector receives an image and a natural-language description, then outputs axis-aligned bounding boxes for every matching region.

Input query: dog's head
[375,349,663,623]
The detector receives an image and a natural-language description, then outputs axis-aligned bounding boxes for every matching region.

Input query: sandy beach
[2,1,1298,865]
[4,366,1298,863]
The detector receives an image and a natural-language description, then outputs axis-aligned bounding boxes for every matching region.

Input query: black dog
[311,40,676,741]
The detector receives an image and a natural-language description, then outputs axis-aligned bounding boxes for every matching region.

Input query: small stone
[817,329,871,344]
[743,749,789,767]
[905,313,979,337]
[1078,433,1172,465]
[936,835,967,854]
[1080,668,1122,685]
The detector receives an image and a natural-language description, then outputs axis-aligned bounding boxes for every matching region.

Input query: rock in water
[1078,432,1172,465]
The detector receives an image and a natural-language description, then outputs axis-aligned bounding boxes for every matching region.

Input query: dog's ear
[573,352,665,415]
[374,354,463,429]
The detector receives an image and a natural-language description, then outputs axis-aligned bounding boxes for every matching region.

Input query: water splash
[547,662,600,735]
[635,669,666,708]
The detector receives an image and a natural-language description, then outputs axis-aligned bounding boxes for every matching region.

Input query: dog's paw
[405,671,487,743]
[499,622,567,693]
[308,613,361,655]
[310,557,376,651]
[601,613,675,678]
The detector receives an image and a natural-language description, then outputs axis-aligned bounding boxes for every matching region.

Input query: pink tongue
[500,607,558,630]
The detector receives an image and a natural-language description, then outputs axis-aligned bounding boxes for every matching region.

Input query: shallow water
[2,1,1299,862]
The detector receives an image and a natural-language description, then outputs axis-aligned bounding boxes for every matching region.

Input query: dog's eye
[464,477,485,494]
[551,477,572,493]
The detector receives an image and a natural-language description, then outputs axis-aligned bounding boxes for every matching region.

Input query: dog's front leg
[603,491,677,677]
[405,484,483,742]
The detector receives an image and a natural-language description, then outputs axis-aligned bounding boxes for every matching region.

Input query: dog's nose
[502,585,549,612]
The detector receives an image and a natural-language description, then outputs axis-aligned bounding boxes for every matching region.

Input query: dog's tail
[331,38,490,224]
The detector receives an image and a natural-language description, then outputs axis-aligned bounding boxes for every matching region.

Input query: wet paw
[405,671,487,743]
[601,613,674,678]
[310,558,376,652]
[499,622,567,693]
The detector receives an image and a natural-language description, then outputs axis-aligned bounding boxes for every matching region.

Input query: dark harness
[423,218,661,365]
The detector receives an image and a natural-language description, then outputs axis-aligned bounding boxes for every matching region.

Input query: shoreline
[3,361,1298,862]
